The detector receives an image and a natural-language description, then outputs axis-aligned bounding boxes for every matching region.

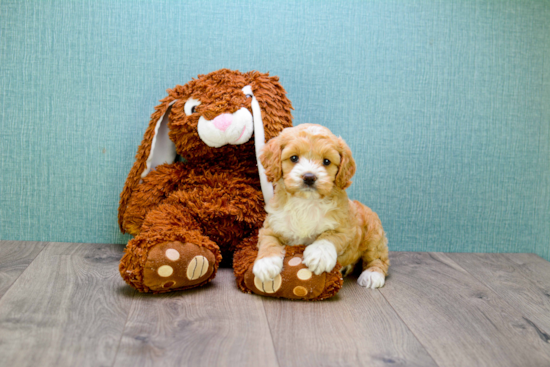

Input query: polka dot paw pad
[254,274,282,294]
[244,255,328,300]
[143,241,216,291]
[186,256,210,280]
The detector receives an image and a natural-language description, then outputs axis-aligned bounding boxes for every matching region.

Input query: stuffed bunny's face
[177,77,256,151]
[148,69,292,166]
[188,87,254,148]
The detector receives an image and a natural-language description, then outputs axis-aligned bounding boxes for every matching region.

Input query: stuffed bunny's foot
[243,249,343,300]
[142,241,217,292]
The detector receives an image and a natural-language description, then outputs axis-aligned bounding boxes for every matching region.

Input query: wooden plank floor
[1,241,549,367]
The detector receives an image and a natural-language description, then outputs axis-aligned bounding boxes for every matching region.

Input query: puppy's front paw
[303,240,337,275]
[253,256,284,282]
[357,270,385,289]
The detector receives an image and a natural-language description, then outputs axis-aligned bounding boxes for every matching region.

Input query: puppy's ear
[335,137,356,189]
[260,136,283,183]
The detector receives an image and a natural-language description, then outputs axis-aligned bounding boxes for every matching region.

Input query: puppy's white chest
[267,196,338,245]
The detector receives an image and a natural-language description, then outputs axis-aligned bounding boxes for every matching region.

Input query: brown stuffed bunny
[118,69,343,300]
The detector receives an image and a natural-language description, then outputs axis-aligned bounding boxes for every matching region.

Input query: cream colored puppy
[253,124,389,289]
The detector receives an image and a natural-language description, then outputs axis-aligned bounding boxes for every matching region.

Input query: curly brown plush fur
[118,69,343,300]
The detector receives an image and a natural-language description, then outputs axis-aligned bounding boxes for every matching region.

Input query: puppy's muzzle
[303,173,317,187]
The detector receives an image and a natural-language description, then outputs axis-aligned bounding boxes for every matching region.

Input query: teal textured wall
[1,0,549,260]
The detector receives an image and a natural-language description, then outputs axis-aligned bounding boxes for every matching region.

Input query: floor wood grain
[262,278,437,367]
[379,252,550,367]
[0,241,46,298]
[113,269,279,367]
[448,253,550,336]
[1,241,550,367]
[0,242,135,367]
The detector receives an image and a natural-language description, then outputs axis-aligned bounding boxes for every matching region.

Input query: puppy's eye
[323,159,331,166]
[290,155,299,163]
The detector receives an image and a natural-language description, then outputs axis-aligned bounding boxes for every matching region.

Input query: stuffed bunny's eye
[184,98,201,116]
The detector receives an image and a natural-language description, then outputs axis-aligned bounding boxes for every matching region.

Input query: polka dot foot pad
[142,241,216,292]
[244,255,329,300]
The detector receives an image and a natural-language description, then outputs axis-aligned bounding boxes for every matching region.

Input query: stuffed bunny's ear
[242,85,274,204]
[118,98,178,232]
[141,100,178,178]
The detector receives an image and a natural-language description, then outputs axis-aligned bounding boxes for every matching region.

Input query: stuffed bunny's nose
[212,114,232,131]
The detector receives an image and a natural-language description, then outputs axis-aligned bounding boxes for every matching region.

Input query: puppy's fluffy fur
[253,124,389,289]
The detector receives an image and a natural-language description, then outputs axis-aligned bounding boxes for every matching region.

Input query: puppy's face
[281,129,341,197]
[261,124,356,197]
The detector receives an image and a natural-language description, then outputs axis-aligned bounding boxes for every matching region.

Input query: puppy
[253,124,389,289]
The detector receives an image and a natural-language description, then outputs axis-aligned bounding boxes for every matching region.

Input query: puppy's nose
[212,113,233,131]
[303,173,317,186]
